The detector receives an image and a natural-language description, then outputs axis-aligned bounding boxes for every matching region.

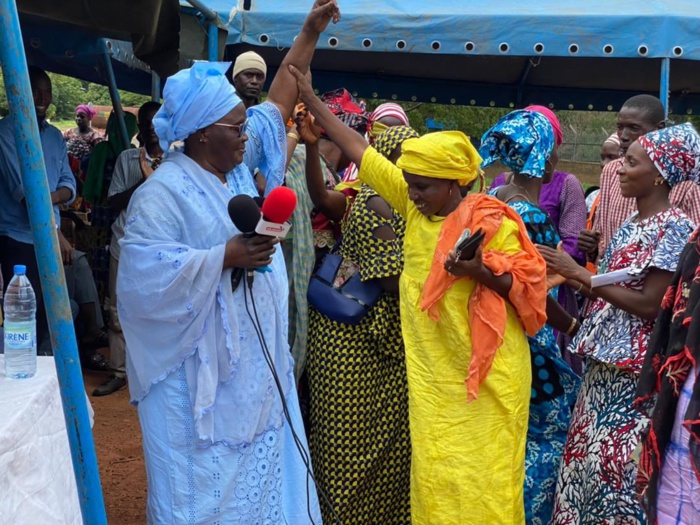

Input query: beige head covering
[232,51,267,78]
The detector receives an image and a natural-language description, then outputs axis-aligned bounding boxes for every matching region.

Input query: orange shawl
[420,193,547,401]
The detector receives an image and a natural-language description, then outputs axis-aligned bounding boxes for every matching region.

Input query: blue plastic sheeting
[210,0,700,60]
[20,22,153,95]
[207,0,700,112]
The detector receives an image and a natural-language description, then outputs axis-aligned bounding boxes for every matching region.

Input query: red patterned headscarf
[320,88,367,133]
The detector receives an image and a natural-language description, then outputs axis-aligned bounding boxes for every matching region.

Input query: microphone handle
[231,231,257,292]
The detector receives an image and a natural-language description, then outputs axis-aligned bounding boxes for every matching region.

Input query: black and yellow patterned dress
[307,184,411,524]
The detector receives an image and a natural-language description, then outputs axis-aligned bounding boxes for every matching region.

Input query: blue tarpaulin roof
[10,1,700,112]
[210,0,700,112]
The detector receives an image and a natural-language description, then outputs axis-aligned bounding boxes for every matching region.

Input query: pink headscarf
[75,104,97,121]
[367,102,410,143]
[525,105,563,147]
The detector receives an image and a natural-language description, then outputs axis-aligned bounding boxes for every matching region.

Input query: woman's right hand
[224,235,278,269]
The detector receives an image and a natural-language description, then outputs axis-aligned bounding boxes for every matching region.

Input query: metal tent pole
[100,39,131,151]
[151,70,161,102]
[0,1,107,524]
[660,57,671,119]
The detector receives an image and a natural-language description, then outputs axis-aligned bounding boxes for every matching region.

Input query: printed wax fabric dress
[307,184,411,524]
[634,227,700,525]
[552,207,694,525]
[504,199,580,525]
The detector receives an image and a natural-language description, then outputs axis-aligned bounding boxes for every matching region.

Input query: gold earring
[654,177,664,186]
[199,138,205,143]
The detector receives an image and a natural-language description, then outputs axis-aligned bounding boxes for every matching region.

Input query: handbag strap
[330,234,343,255]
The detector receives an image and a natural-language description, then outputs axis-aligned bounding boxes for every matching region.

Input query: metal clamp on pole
[0,1,107,523]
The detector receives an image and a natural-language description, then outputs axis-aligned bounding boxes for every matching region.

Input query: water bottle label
[4,327,34,349]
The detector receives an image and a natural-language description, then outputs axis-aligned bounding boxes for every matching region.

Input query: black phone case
[456,228,485,260]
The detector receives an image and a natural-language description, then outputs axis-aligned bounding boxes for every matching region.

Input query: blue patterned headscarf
[153,62,242,151]
[637,123,700,188]
[479,109,555,179]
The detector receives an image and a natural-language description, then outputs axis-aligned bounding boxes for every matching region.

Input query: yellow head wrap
[397,131,482,186]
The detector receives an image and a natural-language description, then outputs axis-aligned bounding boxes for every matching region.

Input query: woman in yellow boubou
[291,66,548,524]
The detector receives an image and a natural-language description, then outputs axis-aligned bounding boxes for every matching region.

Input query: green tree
[48,73,87,119]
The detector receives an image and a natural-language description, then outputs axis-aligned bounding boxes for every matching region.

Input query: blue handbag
[307,237,383,325]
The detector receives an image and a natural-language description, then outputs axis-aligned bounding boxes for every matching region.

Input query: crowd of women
[110,1,700,523]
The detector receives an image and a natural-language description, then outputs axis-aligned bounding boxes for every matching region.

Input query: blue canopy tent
[215,0,700,115]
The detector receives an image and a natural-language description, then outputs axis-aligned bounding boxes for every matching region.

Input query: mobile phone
[456,228,485,260]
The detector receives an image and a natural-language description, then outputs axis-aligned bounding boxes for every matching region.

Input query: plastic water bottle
[4,265,37,379]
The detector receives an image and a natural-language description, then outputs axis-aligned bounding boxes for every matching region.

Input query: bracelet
[565,317,578,336]
[576,282,584,293]
[287,132,300,141]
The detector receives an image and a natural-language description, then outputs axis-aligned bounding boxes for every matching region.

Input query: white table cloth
[0,356,93,525]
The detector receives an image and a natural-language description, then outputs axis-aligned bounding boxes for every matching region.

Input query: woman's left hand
[445,245,486,278]
[536,244,582,280]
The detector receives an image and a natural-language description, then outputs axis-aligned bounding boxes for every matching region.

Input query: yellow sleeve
[359,147,410,218]
[485,217,523,255]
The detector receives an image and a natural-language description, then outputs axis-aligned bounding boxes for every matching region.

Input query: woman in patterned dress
[63,104,103,164]
[300,119,417,524]
[482,110,581,525]
[633,123,700,525]
[538,124,699,524]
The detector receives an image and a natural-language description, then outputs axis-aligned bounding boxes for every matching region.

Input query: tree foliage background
[0,70,697,160]
[0,70,149,119]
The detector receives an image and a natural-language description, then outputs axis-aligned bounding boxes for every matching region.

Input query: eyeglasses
[212,120,248,137]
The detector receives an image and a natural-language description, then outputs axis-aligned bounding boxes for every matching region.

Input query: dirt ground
[83,364,147,524]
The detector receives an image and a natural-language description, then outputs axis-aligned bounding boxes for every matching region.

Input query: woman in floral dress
[538,124,699,524]
[482,110,581,525]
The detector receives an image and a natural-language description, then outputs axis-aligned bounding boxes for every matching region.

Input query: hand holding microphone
[227,186,297,290]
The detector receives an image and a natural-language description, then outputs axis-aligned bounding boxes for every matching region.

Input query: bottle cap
[13,265,26,275]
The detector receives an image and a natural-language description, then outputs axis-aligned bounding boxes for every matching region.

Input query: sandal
[82,352,110,372]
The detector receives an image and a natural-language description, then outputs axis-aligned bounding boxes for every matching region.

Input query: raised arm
[289,65,368,168]
[266,0,341,122]
[296,109,347,221]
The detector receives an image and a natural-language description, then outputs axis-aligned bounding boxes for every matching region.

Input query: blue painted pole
[100,40,131,151]
[208,21,219,62]
[660,57,671,119]
[0,2,107,524]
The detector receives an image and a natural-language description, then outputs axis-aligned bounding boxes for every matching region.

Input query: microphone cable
[242,273,344,525]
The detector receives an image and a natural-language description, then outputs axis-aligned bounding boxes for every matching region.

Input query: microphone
[227,187,297,291]
[256,186,297,238]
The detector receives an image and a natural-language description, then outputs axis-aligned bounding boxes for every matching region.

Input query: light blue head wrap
[153,62,242,151]
[479,109,555,178]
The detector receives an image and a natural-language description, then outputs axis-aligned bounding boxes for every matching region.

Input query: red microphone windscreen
[262,187,297,224]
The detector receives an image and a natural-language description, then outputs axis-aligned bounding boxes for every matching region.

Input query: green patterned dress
[307,184,411,524]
